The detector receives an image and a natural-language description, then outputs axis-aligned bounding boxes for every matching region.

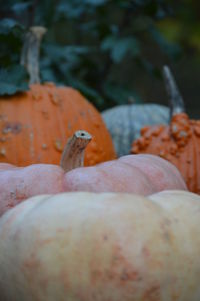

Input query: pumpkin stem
[163,65,185,117]
[21,26,46,85]
[60,130,92,172]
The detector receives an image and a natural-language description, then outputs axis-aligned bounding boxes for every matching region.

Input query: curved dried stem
[60,130,92,172]
[21,26,46,85]
[163,65,185,117]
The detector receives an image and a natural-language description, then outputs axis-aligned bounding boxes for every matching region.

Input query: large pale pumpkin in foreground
[0,130,186,217]
[0,190,200,301]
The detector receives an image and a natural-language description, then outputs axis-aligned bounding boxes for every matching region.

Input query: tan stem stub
[21,26,46,85]
[163,65,185,118]
[60,130,92,172]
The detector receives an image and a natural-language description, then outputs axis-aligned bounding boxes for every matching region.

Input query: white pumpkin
[0,190,200,300]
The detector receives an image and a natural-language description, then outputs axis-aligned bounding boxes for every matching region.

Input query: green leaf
[101,36,116,51]
[103,82,142,105]
[149,26,182,59]
[112,37,140,63]
[11,2,32,15]
[85,0,107,5]
[40,66,58,83]
[0,18,24,35]
[56,1,86,18]
[65,73,104,107]
[102,36,140,63]
[43,44,90,63]
[0,66,28,96]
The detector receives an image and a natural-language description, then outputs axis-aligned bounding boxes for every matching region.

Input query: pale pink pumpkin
[63,153,187,194]
[0,131,187,217]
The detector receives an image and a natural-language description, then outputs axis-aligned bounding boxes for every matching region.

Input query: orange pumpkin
[0,27,116,166]
[132,65,200,194]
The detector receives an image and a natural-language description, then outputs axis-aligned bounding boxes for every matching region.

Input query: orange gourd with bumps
[0,27,116,166]
[132,66,200,194]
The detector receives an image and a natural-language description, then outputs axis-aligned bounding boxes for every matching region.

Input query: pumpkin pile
[0,26,116,167]
[132,65,200,194]
[1,27,200,301]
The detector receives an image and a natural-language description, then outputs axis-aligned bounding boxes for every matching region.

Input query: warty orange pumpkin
[0,26,116,166]
[132,65,200,194]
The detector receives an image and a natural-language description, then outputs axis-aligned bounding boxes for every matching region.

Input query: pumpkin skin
[0,154,187,217]
[0,190,200,301]
[63,154,187,193]
[0,83,116,166]
[131,112,200,194]
[102,103,169,156]
[131,66,200,194]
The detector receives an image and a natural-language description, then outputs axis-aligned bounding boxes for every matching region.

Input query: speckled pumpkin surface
[0,83,116,166]
[132,112,200,194]
[102,104,169,157]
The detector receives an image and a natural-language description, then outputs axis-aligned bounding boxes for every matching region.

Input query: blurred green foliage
[0,0,200,110]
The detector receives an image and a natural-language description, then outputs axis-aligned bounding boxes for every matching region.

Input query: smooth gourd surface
[102,103,169,156]
[0,190,200,301]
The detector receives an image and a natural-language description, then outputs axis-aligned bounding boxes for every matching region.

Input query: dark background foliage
[0,0,200,117]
